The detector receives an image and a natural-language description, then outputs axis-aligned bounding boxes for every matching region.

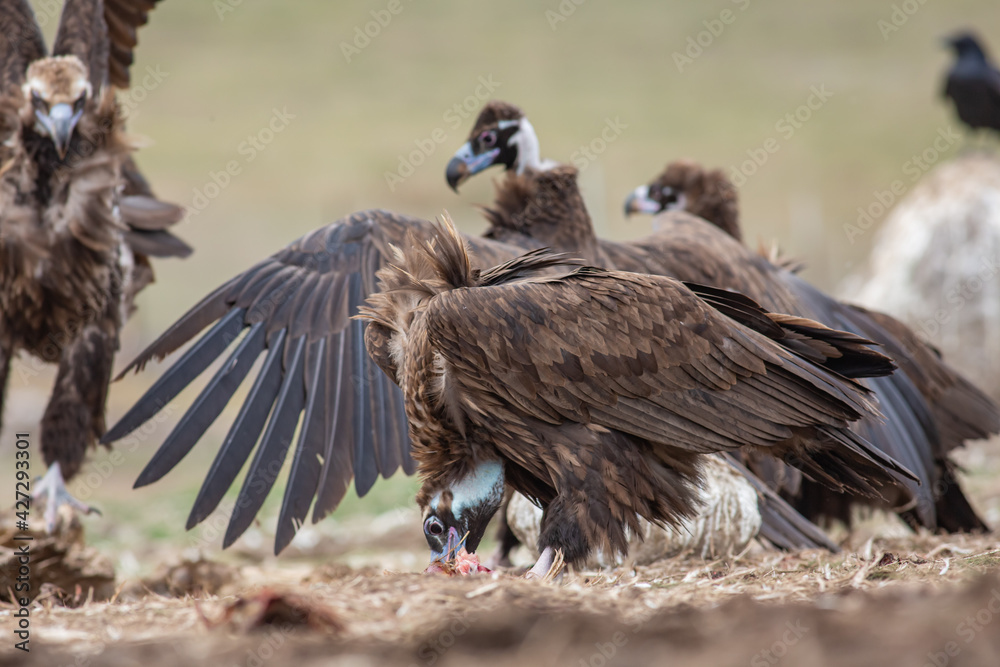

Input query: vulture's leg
[35,321,117,531]
[525,546,557,579]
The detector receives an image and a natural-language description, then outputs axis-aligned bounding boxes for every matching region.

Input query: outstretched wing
[54,0,165,91]
[52,0,111,91]
[102,210,520,553]
[102,0,164,88]
[426,268,915,494]
[0,0,46,94]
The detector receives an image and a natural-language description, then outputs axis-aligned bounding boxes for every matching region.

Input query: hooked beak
[623,185,662,218]
[36,103,82,159]
[446,141,501,192]
[429,526,465,563]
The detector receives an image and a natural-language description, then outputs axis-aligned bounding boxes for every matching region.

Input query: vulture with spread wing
[0,0,188,529]
[358,217,913,574]
[624,160,1000,531]
[447,102,998,535]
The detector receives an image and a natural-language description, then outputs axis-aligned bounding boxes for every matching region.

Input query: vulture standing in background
[446,101,998,535]
[358,217,914,575]
[0,0,189,530]
[942,31,1000,136]
[623,159,999,531]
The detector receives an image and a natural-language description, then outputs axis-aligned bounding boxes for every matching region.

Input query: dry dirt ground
[4,520,1000,666]
[3,437,1000,666]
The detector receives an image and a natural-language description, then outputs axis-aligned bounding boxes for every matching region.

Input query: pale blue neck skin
[430,459,506,520]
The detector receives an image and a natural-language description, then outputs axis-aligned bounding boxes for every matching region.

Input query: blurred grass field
[5,0,1000,560]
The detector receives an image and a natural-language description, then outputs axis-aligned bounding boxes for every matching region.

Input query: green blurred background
[5,0,1000,569]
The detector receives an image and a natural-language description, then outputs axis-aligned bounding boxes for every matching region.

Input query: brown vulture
[358,217,914,574]
[623,160,1000,531]
[0,0,188,530]
[446,101,999,535]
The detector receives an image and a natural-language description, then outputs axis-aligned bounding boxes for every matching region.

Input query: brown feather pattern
[359,217,912,565]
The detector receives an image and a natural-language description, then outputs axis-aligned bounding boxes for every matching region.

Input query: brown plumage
[358,217,913,567]
[625,160,1000,532]
[450,103,998,534]
[0,0,187,529]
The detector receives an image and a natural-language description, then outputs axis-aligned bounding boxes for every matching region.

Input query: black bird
[0,0,188,530]
[943,32,1000,135]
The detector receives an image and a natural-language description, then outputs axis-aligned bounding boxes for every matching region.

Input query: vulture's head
[945,31,988,61]
[446,100,540,191]
[624,160,742,241]
[22,55,92,159]
[418,460,505,564]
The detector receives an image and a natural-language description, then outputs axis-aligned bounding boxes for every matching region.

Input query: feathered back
[359,214,574,333]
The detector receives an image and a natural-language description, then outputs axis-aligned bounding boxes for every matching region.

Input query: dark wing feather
[722,454,838,552]
[104,210,523,552]
[102,0,162,88]
[426,269,915,495]
[52,0,110,91]
[624,212,995,531]
[119,155,191,257]
[0,0,46,94]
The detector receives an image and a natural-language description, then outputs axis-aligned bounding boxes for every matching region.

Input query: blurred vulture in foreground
[625,159,999,532]
[358,217,914,575]
[0,0,188,530]
[447,101,998,535]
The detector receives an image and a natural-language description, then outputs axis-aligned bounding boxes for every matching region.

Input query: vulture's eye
[478,130,497,148]
[73,95,86,113]
[660,187,678,204]
[30,90,45,108]
[423,516,445,537]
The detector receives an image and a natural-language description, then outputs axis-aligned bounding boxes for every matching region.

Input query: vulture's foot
[32,463,101,533]
[524,547,564,581]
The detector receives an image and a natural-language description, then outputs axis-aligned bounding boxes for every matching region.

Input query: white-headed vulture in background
[0,0,189,529]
